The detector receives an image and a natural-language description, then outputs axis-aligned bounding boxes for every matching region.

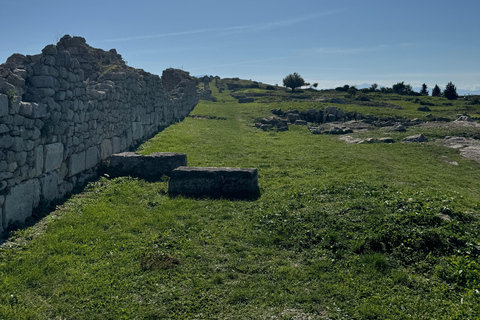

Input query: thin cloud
[304,45,388,55]
[98,9,348,43]
[189,57,290,71]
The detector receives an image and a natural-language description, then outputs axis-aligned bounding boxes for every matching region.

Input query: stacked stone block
[0,35,198,232]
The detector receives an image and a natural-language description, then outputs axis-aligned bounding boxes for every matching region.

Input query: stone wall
[0,35,198,233]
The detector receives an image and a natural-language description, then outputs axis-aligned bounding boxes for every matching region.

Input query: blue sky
[1,0,479,91]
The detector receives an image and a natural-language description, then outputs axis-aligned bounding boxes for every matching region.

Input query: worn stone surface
[85,146,99,170]
[443,136,480,164]
[40,172,59,201]
[108,152,187,180]
[4,179,40,226]
[68,151,86,177]
[44,143,63,172]
[0,93,8,117]
[168,166,260,200]
[402,134,427,143]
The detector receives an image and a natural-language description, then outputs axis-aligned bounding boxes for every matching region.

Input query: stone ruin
[0,35,198,233]
[106,152,260,200]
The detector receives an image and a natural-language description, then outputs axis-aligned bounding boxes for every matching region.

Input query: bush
[283,73,305,92]
[266,85,275,91]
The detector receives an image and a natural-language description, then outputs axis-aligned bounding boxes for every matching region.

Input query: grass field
[1,81,479,319]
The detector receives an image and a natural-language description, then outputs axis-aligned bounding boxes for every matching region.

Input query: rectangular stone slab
[108,152,187,181]
[168,166,260,200]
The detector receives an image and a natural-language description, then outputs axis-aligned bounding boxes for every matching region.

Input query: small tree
[420,83,429,95]
[392,81,413,95]
[312,83,318,89]
[370,83,378,92]
[444,82,458,100]
[432,84,442,97]
[283,72,305,92]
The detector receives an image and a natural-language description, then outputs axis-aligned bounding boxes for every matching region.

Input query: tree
[370,83,378,92]
[432,84,442,97]
[348,86,357,96]
[443,82,458,100]
[312,83,318,89]
[392,81,413,95]
[283,72,305,92]
[420,83,429,95]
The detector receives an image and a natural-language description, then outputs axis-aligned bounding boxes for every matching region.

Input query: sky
[0,0,479,92]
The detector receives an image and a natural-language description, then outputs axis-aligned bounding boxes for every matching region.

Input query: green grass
[1,82,480,319]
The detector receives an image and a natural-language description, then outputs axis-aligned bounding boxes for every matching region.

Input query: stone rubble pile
[0,35,198,233]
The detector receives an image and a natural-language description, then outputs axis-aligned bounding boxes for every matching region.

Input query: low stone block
[4,179,40,227]
[68,151,86,176]
[108,152,187,181]
[44,143,63,172]
[168,166,260,200]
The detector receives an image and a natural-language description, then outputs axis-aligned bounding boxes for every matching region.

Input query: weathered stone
[111,137,123,154]
[132,122,143,140]
[15,151,27,166]
[168,166,260,200]
[393,123,406,132]
[44,143,64,172]
[42,44,58,55]
[0,134,14,148]
[30,75,55,88]
[455,115,472,122]
[34,145,44,176]
[108,152,187,181]
[379,137,395,143]
[402,134,428,143]
[0,93,9,117]
[100,139,112,159]
[40,172,59,201]
[4,179,40,226]
[294,120,308,126]
[85,146,99,169]
[68,151,86,176]
[0,124,8,134]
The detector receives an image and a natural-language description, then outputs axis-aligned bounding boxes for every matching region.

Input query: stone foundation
[108,152,187,181]
[168,167,260,200]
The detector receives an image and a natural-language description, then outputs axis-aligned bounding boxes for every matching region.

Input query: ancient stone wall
[0,35,198,233]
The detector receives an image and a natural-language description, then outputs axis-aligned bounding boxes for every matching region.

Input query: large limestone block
[0,207,3,233]
[44,143,64,172]
[68,151,86,176]
[108,152,187,181]
[111,137,124,154]
[132,122,144,140]
[0,93,9,117]
[40,172,59,201]
[4,179,40,227]
[168,167,260,200]
[0,195,4,232]
[100,139,112,160]
[85,146,99,169]
[34,145,44,176]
